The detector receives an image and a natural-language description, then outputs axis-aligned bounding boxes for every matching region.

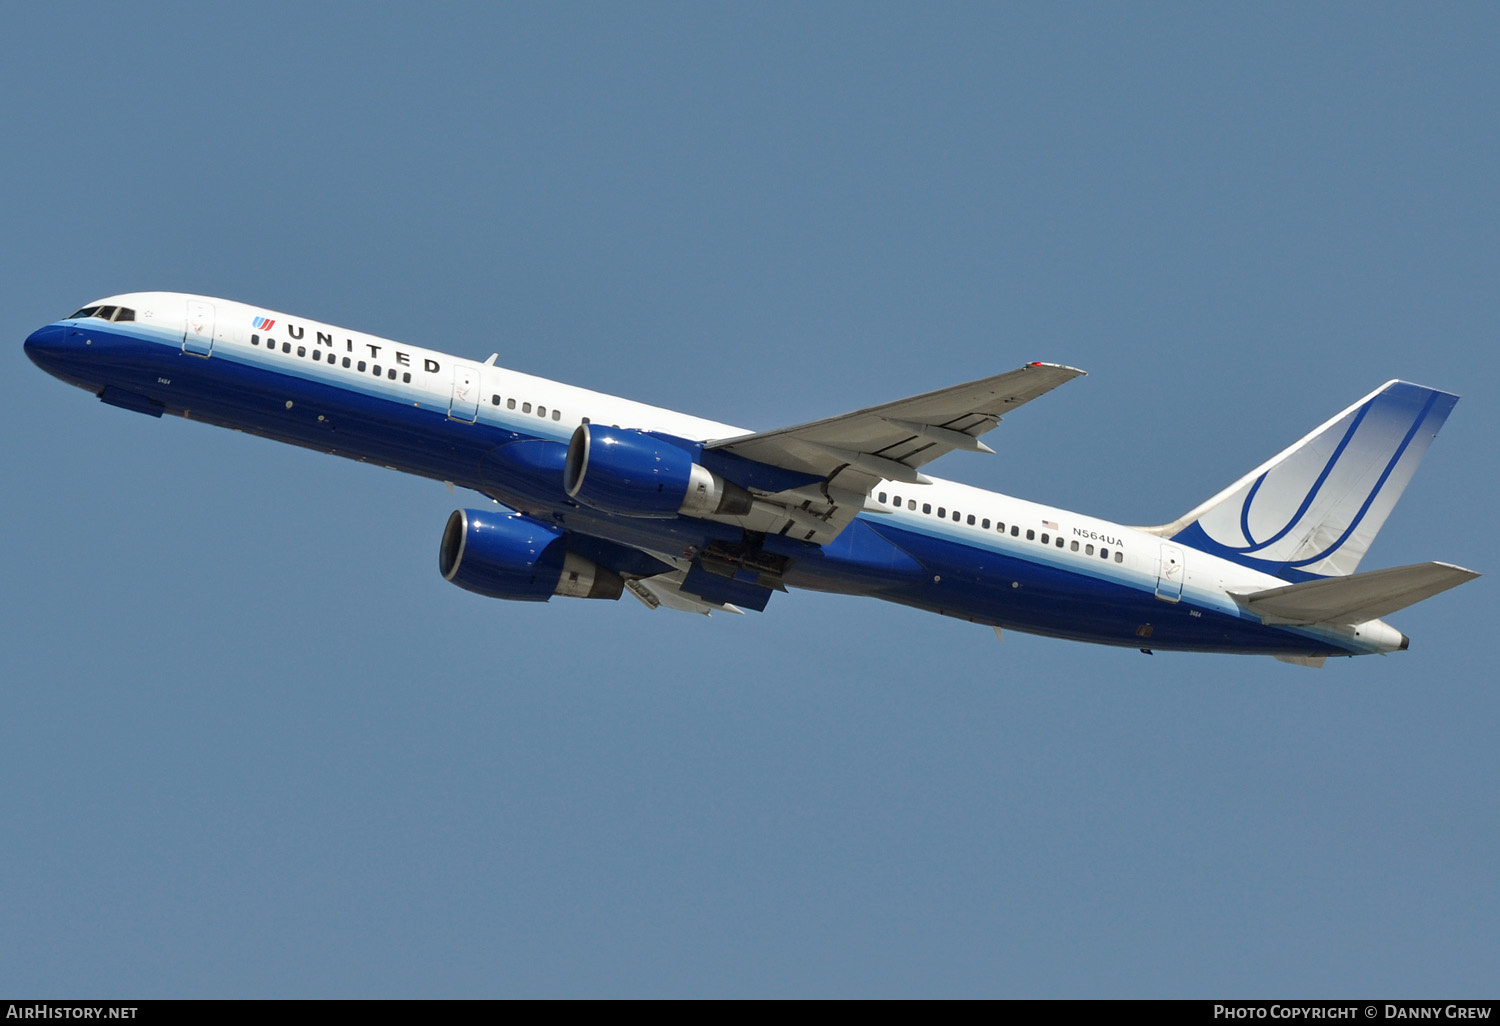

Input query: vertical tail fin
[1149,381,1458,581]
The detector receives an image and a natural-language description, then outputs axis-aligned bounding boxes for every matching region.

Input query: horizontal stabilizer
[1232,561,1479,626]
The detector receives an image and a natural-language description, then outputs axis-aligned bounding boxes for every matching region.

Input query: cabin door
[183,300,215,356]
[1155,544,1185,603]
[449,365,480,423]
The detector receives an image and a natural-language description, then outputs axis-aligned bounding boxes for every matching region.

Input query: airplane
[24,292,1479,665]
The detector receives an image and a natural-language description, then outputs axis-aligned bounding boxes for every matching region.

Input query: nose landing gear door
[183,300,215,357]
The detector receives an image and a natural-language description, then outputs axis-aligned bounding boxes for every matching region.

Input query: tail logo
[1224,391,1438,568]
[1173,381,1457,579]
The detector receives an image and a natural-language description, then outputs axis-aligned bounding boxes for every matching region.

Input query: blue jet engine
[439,509,623,601]
[563,425,753,519]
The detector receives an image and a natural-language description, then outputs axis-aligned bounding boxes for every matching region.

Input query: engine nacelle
[439,509,623,601]
[564,425,753,519]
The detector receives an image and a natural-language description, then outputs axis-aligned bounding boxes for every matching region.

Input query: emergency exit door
[1156,544,1185,603]
[183,300,215,356]
[449,365,479,423]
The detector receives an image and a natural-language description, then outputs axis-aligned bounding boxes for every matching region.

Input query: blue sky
[3,3,1496,997]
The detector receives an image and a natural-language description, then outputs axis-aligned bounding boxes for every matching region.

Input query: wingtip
[1431,561,1481,582]
[1026,361,1087,377]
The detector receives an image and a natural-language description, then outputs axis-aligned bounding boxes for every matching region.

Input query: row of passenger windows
[251,334,412,383]
[69,305,135,322]
[250,333,571,422]
[492,393,562,422]
[877,491,1124,563]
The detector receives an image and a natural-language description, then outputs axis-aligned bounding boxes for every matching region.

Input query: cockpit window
[66,305,135,322]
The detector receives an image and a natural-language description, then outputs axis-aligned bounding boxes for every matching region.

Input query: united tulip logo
[252,316,276,330]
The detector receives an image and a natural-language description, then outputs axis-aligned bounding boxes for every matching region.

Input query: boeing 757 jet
[25,293,1478,665]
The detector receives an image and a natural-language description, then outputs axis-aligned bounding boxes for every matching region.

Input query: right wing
[705,362,1086,543]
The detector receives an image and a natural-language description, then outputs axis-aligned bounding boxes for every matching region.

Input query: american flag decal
[252,316,275,330]
[1043,520,1058,530]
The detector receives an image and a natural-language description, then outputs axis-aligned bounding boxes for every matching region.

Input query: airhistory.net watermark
[6,1007,137,1020]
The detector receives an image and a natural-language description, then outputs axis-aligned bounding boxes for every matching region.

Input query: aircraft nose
[23,323,68,367]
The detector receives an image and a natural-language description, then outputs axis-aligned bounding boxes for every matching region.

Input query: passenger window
[538,406,546,417]
[1100,548,1109,559]
[1086,544,1094,555]
[282,343,291,353]
[952,511,960,522]
[313,350,321,361]
[1070,540,1079,552]
[938,507,946,518]
[297,346,306,357]
[403,372,411,383]
[1026,529,1035,541]
[507,399,516,410]
[252,335,260,346]
[1114,551,1123,563]
[923,503,932,515]
[967,515,976,525]
[908,500,916,511]
[1041,533,1049,544]
[982,519,989,529]
[343,357,351,368]
[373,364,381,376]
[1010,526,1019,537]
[492,395,501,406]
[388,368,396,379]
[552,410,561,421]
[523,402,532,413]
[878,492,888,504]
[1056,537,1064,548]
[358,361,366,371]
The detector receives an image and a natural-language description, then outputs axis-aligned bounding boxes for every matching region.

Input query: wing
[705,362,1085,543]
